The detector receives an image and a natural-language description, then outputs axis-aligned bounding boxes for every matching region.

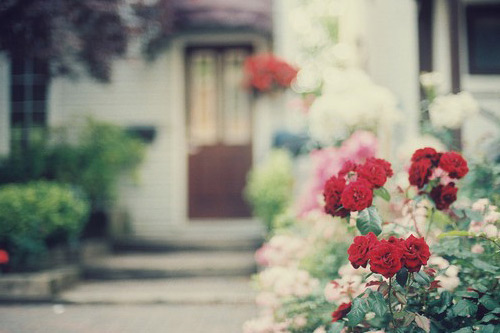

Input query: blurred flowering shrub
[245,146,500,332]
[244,53,298,94]
[245,150,294,232]
[0,181,89,271]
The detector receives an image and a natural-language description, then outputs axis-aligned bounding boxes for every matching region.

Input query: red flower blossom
[347,232,379,268]
[365,157,394,178]
[411,147,440,166]
[338,160,358,180]
[439,152,469,179]
[0,250,8,265]
[369,241,405,278]
[408,159,433,188]
[331,302,352,322]
[244,53,298,93]
[323,176,349,217]
[430,183,458,210]
[341,178,373,212]
[357,160,388,188]
[402,235,431,273]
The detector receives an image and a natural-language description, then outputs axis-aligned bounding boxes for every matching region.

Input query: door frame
[167,33,270,225]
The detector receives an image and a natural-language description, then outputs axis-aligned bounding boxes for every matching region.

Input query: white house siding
[0,53,9,156]
[432,0,500,156]
[361,0,421,156]
[49,50,175,237]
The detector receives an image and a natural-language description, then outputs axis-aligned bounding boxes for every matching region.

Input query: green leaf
[472,259,500,274]
[346,297,369,327]
[479,295,500,310]
[367,291,388,317]
[415,314,431,333]
[464,208,484,222]
[373,187,391,201]
[452,299,478,317]
[476,325,497,333]
[356,206,383,236]
[414,271,431,286]
[438,230,474,239]
[396,267,408,287]
[481,313,500,323]
[451,328,473,333]
[394,311,416,327]
[328,321,345,333]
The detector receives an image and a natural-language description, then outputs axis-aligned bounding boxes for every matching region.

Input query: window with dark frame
[466,4,500,74]
[10,56,49,148]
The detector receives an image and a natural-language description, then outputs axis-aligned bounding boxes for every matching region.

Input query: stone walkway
[0,303,257,333]
[0,220,264,332]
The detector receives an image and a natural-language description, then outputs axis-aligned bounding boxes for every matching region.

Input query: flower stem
[387,277,397,328]
[426,207,435,238]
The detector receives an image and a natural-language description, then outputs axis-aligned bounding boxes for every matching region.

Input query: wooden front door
[186,46,253,218]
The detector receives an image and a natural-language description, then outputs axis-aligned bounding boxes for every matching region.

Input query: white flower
[429,91,479,129]
[472,198,490,213]
[439,275,460,291]
[471,244,485,254]
[420,72,443,89]
[483,224,499,238]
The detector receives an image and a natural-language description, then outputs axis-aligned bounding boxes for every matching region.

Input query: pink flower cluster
[298,131,378,216]
[323,158,393,217]
[244,53,298,93]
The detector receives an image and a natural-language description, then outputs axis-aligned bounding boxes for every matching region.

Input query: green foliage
[0,118,146,210]
[279,293,333,333]
[300,240,349,281]
[245,150,294,232]
[47,119,146,208]
[356,206,383,236]
[0,181,90,271]
[464,159,500,206]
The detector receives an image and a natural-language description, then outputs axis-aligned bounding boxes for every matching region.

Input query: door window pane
[222,49,251,145]
[188,50,218,145]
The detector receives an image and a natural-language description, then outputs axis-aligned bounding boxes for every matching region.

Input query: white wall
[361,0,421,151]
[0,53,10,156]
[49,49,174,237]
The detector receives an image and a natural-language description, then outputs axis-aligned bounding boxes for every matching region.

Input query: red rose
[439,152,469,179]
[402,235,431,273]
[357,160,388,188]
[347,232,379,268]
[341,179,373,212]
[323,176,349,217]
[338,160,358,179]
[365,157,394,177]
[411,147,440,165]
[430,183,458,210]
[386,236,405,247]
[331,302,352,322]
[0,249,8,265]
[408,159,433,188]
[369,241,405,278]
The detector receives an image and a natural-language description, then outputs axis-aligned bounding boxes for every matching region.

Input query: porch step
[58,276,255,305]
[82,251,257,280]
[113,219,265,252]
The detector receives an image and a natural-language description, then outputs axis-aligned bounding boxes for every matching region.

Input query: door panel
[186,46,253,219]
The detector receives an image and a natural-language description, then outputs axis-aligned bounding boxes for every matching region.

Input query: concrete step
[82,251,257,280]
[57,276,256,305]
[113,219,265,253]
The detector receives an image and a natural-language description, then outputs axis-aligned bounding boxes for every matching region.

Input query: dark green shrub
[0,181,90,271]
